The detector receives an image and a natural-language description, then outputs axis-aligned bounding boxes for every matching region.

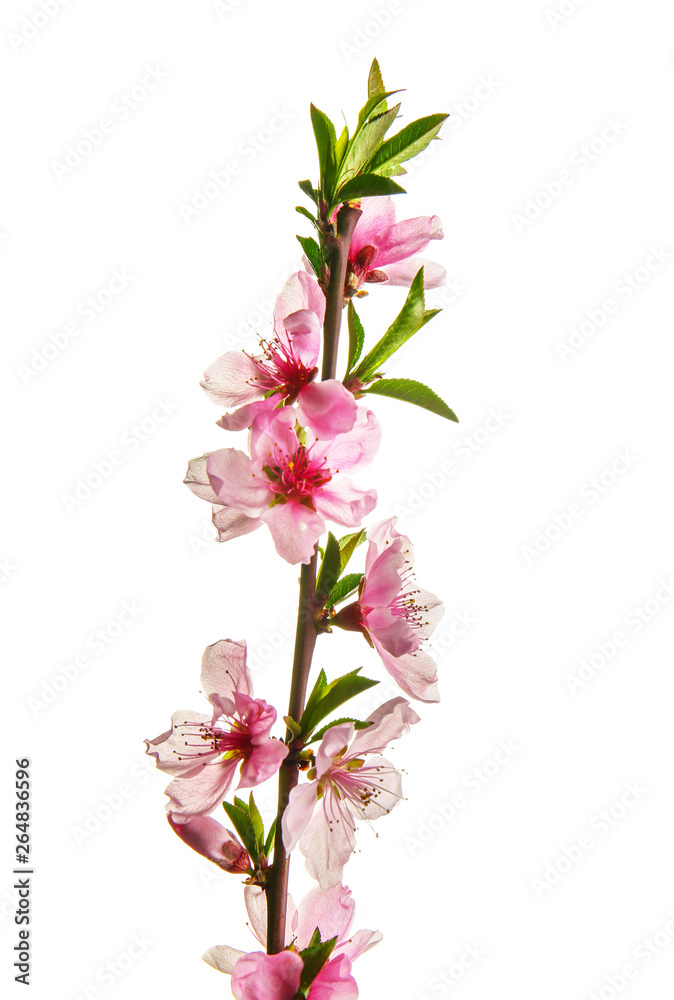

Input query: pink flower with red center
[145,639,288,822]
[345,196,445,295]
[200,270,356,437]
[204,405,380,565]
[203,883,381,1000]
[282,698,420,888]
[333,517,444,703]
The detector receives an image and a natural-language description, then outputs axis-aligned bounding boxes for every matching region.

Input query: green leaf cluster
[222,792,275,865]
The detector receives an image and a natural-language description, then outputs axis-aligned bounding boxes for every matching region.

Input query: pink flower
[204,405,380,565]
[231,952,304,1000]
[333,517,444,703]
[282,698,420,887]
[145,639,288,822]
[345,196,445,294]
[167,814,250,873]
[200,271,356,437]
[203,883,380,1000]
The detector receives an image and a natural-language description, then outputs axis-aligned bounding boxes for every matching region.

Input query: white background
[2,1,674,998]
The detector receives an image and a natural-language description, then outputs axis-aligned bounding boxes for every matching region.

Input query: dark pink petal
[207,448,271,516]
[351,698,421,756]
[201,351,263,407]
[282,308,321,368]
[261,501,325,565]
[231,951,303,1000]
[371,214,444,267]
[372,639,440,703]
[238,738,288,789]
[212,505,263,543]
[308,954,358,1000]
[365,611,417,658]
[249,407,299,466]
[164,755,240,821]
[168,814,249,872]
[201,639,252,712]
[295,884,355,951]
[282,780,319,853]
[379,258,446,288]
[360,542,406,608]
[184,454,220,504]
[233,692,277,741]
[349,196,396,258]
[297,380,357,438]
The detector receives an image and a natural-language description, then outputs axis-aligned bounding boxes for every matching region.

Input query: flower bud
[168,814,250,873]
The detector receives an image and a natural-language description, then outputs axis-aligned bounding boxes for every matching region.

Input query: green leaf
[337,528,366,571]
[364,377,458,421]
[339,104,401,183]
[300,669,379,738]
[222,800,257,858]
[302,668,328,729]
[346,301,365,375]
[335,124,349,164]
[368,58,385,100]
[351,268,427,381]
[296,205,318,227]
[297,235,323,278]
[308,717,373,745]
[310,104,337,194]
[248,793,264,847]
[356,90,402,131]
[315,532,341,599]
[337,172,406,203]
[263,818,276,858]
[369,113,449,173]
[283,715,302,737]
[299,935,338,993]
[298,179,319,204]
[326,572,363,608]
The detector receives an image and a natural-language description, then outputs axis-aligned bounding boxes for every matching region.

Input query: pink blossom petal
[338,928,383,962]
[371,214,444,267]
[360,542,406,608]
[184,454,220,504]
[315,478,377,528]
[145,710,213,777]
[309,954,358,1000]
[365,613,417,658]
[414,588,445,640]
[233,692,277,741]
[320,408,381,469]
[217,398,279,432]
[261,501,325,565]
[300,793,357,888]
[297,380,357,438]
[295,885,355,951]
[249,406,298,465]
[282,308,321,368]
[168,814,249,872]
[238,738,288,789]
[373,640,440,703]
[212,505,263,543]
[282,779,319,853]
[244,886,298,949]
[231,951,303,1000]
[202,944,246,974]
[363,517,404,576]
[350,754,403,821]
[207,449,271,516]
[351,697,421,756]
[379,258,446,288]
[201,639,252,711]
[315,722,355,778]
[164,755,240,821]
[201,352,263,407]
[273,271,326,339]
[349,197,396,258]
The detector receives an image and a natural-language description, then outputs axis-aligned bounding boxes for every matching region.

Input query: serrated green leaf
[297,235,323,278]
[326,572,363,609]
[335,124,349,165]
[351,268,426,381]
[356,89,402,130]
[369,113,449,173]
[368,59,385,100]
[337,527,366,571]
[302,668,328,728]
[310,104,337,195]
[339,104,401,184]
[222,801,257,858]
[248,793,264,847]
[299,935,338,993]
[263,818,276,858]
[298,179,319,204]
[364,377,458,421]
[308,717,373,745]
[337,172,406,203]
[346,300,365,375]
[315,532,341,599]
[300,669,379,738]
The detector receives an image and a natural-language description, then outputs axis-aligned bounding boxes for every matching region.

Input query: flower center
[263,442,332,508]
[248,338,317,402]
[172,718,251,763]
